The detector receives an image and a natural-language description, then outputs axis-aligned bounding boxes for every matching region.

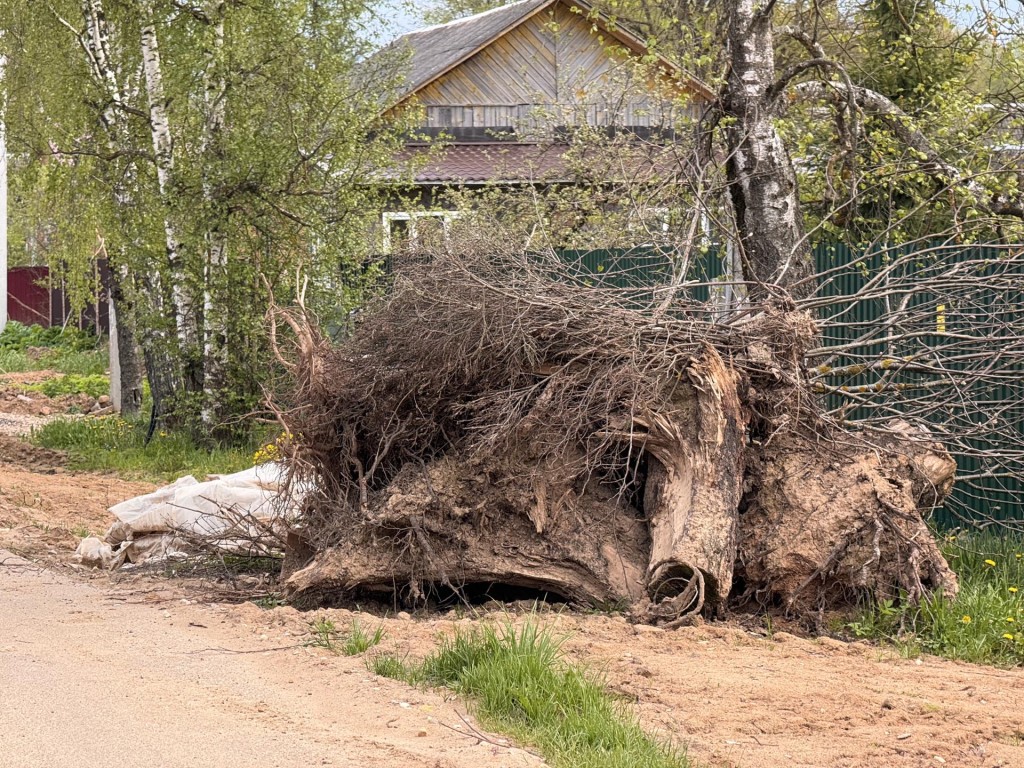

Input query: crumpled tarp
[74,463,305,569]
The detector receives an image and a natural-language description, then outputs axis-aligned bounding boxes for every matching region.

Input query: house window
[382,211,460,254]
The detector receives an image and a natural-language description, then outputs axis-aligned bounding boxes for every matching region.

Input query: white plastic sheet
[107,463,293,537]
[78,463,305,568]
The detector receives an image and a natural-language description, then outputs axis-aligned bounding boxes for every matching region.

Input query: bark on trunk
[82,0,121,130]
[0,52,7,334]
[722,0,814,298]
[78,1,152,416]
[200,1,229,426]
[642,347,748,620]
[140,0,199,394]
[108,264,143,415]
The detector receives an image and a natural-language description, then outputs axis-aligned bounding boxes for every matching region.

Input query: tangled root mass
[275,247,957,624]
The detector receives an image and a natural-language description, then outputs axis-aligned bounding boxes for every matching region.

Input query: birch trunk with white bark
[1,52,7,334]
[140,0,202,395]
[200,0,229,426]
[721,0,813,298]
[79,0,147,412]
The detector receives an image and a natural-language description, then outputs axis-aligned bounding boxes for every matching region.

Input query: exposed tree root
[736,425,958,614]
[274,248,959,621]
[286,455,649,608]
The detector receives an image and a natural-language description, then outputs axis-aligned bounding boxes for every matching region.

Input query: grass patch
[30,416,258,481]
[372,620,687,768]
[848,529,1024,666]
[0,347,108,376]
[308,617,386,656]
[21,373,109,399]
[0,322,107,376]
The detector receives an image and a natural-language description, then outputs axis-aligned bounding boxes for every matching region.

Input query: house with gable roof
[372,0,713,250]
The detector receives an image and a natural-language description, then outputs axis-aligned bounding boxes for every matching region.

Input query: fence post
[0,54,7,334]
[109,294,122,412]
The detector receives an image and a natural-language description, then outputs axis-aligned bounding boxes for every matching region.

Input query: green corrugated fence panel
[557,243,1023,529]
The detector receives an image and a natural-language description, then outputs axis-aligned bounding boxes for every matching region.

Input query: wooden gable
[395,1,701,131]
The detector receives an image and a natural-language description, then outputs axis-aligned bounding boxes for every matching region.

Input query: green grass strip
[31,417,259,482]
[20,373,109,399]
[0,347,109,376]
[372,620,688,768]
[848,529,1024,666]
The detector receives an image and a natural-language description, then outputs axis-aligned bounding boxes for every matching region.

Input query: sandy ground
[232,604,1024,768]
[0,439,154,559]
[2,433,1024,768]
[0,552,542,768]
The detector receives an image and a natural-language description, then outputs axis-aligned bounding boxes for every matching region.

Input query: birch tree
[1,0,411,432]
[715,0,1024,295]
[0,46,7,333]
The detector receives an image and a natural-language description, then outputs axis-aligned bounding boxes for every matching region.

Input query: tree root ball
[736,426,958,614]
[274,250,960,623]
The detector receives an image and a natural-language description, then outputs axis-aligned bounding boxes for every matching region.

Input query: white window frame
[382,211,461,254]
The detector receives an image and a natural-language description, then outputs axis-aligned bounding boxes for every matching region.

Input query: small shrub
[0,321,98,352]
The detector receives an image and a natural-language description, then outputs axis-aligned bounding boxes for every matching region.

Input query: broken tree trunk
[642,346,749,622]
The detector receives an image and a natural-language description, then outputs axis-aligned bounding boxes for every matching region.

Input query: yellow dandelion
[1011,587,1019,594]
[1017,554,1022,560]
[962,615,972,624]
[985,559,997,567]
[1003,633,1015,641]
[1008,617,1017,623]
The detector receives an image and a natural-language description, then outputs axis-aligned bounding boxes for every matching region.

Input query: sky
[364,0,434,44]
[365,0,1021,43]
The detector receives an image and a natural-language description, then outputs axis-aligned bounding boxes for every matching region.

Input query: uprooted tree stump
[273,248,958,624]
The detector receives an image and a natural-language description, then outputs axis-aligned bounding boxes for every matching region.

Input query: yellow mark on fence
[936,304,946,335]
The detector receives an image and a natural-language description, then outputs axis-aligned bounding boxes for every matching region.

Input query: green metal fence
[557,244,1024,529]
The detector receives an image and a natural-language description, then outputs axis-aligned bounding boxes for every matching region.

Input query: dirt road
[3,438,1024,768]
[0,551,540,768]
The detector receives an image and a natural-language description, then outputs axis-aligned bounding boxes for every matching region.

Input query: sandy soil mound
[0,455,154,561]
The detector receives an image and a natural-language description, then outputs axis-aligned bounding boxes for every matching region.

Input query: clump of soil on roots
[274,248,957,625]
